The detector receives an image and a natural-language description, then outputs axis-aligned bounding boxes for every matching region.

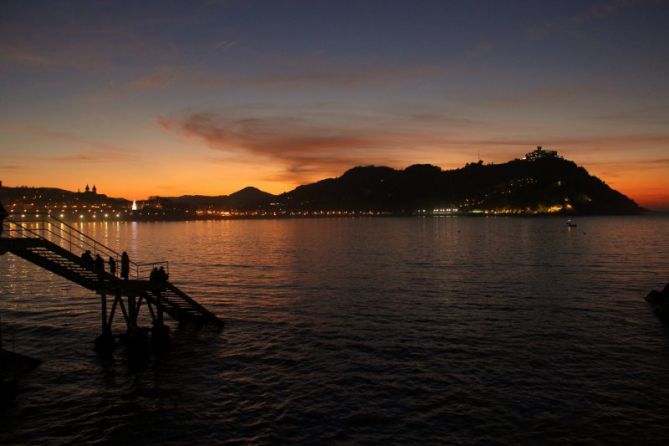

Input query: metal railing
[1,213,168,280]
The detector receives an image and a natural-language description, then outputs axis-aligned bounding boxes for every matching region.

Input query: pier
[0,214,224,353]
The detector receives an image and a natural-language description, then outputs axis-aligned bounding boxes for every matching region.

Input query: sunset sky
[1,0,668,208]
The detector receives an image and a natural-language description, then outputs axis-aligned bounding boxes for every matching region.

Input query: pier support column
[124,294,149,357]
[127,295,137,334]
[100,292,108,330]
[94,292,115,354]
[151,291,170,348]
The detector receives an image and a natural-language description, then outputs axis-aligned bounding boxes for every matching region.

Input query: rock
[646,290,665,305]
[662,282,669,295]
[646,283,669,323]
[655,303,669,323]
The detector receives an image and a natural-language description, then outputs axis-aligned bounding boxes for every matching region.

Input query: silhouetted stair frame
[0,214,224,350]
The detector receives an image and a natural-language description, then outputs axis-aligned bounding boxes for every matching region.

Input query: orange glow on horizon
[3,155,667,210]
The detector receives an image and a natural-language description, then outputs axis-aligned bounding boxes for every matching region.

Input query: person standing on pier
[0,201,7,237]
[159,266,169,283]
[81,250,94,270]
[95,254,105,282]
[109,256,117,277]
[121,251,130,280]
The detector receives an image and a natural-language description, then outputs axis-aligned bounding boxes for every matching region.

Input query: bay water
[2,216,669,444]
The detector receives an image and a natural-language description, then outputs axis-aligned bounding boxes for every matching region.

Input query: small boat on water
[566,219,577,228]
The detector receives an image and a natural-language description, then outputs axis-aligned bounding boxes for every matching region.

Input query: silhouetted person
[150,266,158,284]
[121,251,130,280]
[0,201,7,237]
[158,266,169,283]
[95,254,105,282]
[109,256,117,277]
[81,250,94,270]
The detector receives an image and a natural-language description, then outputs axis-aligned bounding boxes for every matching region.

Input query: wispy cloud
[45,152,128,163]
[158,105,669,184]
[591,105,669,125]
[0,125,129,153]
[409,112,478,126]
[0,5,208,72]
[462,82,609,108]
[126,67,176,91]
[81,66,179,104]
[0,164,23,171]
[214,40,236,52]
[82,60,441,105]
[473,133,669,148]
[0,125,132,164]
[198,63,444,89]
[528,0,653,37]
[0,43,49,66]
[585,157,669,172]
[158,111,396,181]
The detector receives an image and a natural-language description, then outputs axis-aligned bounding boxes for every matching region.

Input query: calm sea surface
[2,216,669,445]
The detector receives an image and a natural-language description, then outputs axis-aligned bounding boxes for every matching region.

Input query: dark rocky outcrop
[645,283,669,322]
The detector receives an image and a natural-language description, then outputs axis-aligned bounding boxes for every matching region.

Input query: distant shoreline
[8,211,649,225]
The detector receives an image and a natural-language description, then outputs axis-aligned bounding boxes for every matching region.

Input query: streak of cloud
[461,83,610,108]
[158,111,395,181]
[528,0,652,37]
[0,125,130,153]
[591,105,669,125]
[126,67,176,91]
[473,133,669,148]
[198,63,444,89]
[158,107,669,185]
[0,43,49,66]
[46,153,129,163]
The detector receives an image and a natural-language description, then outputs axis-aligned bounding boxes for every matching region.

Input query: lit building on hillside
[523,146,560,161]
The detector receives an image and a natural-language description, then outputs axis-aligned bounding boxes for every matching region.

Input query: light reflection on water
[2,216,669,444]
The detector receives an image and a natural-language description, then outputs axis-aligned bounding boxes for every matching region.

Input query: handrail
[3,213,169,279]
[6,215,121,263]
[52,214,124,257]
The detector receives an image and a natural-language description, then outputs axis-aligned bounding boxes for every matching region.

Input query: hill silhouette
[168,186,275,210]
[273,148,641,214]
[0,185,129,208]
[157,148,640,215]
[0,148,643,216]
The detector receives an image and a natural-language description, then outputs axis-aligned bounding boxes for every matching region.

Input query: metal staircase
[0,214,224,342]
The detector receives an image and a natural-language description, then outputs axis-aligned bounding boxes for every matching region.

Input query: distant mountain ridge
[1,148,643,215]
[167,187,276,210]
[162,148,641,215]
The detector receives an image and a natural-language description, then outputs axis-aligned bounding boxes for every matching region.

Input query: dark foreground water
[2,216,669,445]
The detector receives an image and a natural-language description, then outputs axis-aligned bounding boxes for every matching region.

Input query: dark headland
[0,147,642,220]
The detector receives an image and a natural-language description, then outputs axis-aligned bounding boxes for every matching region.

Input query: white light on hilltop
[132,200,138,211]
